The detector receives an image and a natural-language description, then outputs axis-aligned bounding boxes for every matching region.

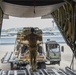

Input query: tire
[10,63,13,70]
[37,62,46,69]
[58,61,60,65]
[41,62,46,69]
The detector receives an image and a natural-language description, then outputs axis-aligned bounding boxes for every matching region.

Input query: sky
[2,16,56,30]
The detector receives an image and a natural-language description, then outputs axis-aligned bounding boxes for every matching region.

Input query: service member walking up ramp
[24,28,42,71]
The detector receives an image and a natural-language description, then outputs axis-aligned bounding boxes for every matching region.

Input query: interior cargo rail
[0,68,68,75]
[65,67,76,75]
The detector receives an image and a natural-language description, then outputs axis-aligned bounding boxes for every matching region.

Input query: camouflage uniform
[24,31,42,71]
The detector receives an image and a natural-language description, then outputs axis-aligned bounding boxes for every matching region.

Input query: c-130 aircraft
[0,0,76,75]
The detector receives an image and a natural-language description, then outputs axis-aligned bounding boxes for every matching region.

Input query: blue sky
[2,16,56,29]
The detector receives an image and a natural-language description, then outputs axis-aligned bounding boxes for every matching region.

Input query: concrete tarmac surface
[0,43,76,70]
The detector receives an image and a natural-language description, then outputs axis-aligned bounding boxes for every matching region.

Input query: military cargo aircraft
[0,0,76,75]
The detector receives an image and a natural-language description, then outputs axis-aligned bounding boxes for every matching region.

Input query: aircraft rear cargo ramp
[0,67,76,75]
[0,68,70,75]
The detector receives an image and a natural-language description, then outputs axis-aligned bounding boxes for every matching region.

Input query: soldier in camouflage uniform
[24,28,42,71]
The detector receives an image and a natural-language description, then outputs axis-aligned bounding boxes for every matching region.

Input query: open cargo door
[51,1,76,57]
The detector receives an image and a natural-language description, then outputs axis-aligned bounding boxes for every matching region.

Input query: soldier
[24,28,42,71]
